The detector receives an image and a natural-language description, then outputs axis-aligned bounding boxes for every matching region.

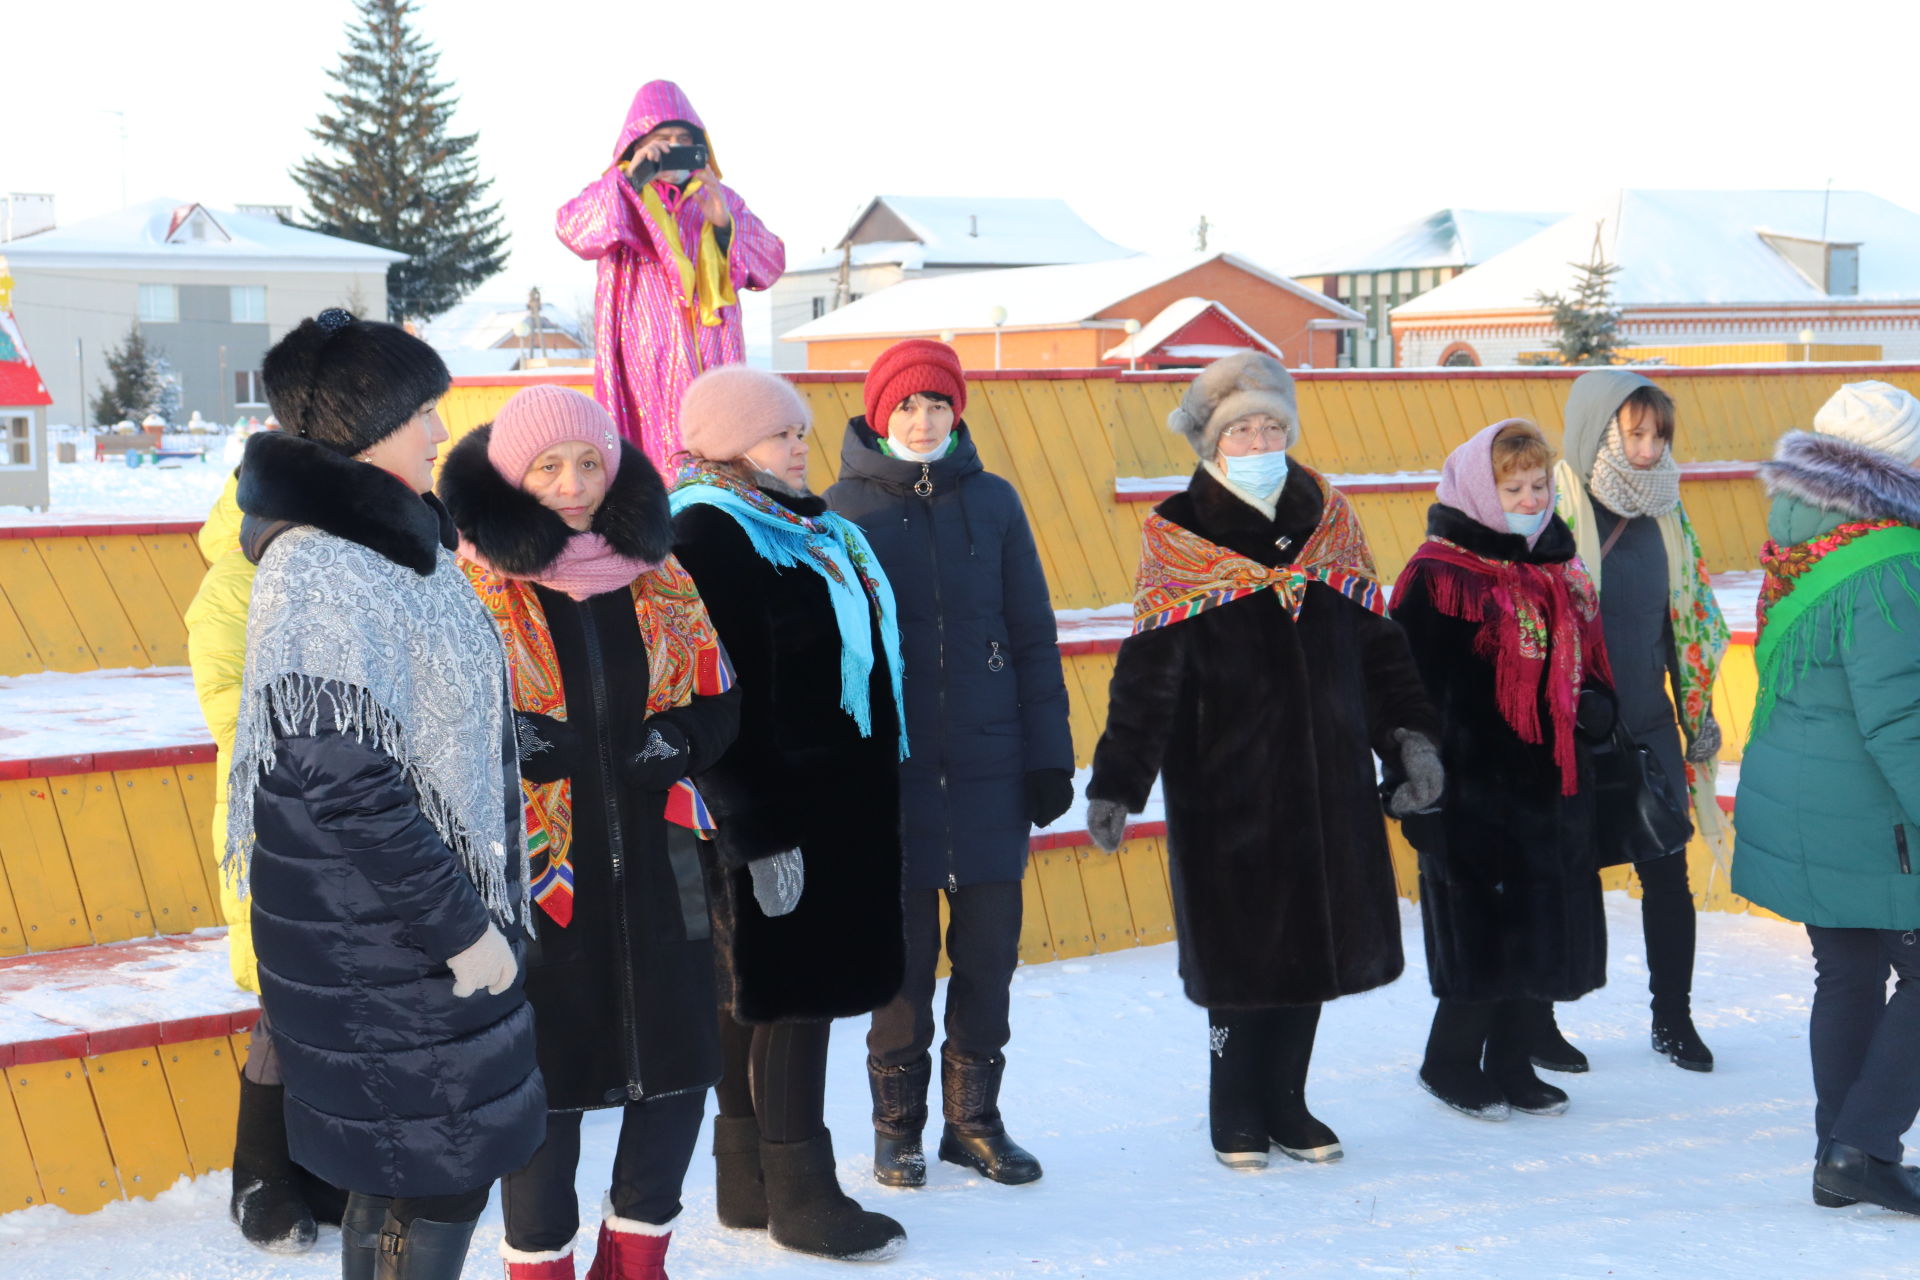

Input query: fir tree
[291,0,508,321]
[1531,223,1623,366]
[92,326,162,426]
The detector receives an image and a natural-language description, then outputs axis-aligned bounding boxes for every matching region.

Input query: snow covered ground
[4,895,1911,1279]
[0,448,236,527]
[0,667,207,761]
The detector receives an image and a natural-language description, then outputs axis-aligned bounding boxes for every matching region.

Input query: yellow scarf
[639,178,737,329]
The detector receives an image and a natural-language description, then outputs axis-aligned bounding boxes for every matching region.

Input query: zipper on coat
[1898,824,1912,875]
[920,486,959,893]
[579,602,647,1101]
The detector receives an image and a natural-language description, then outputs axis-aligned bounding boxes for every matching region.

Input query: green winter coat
[1732,431,1920,930]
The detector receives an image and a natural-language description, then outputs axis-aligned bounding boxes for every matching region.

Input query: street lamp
[1122,318,1141,374]
[1798,327,1815,362]
[990,306,1007,371]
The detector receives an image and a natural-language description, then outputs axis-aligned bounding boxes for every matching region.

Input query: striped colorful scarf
[1131,467,1386,634]
[462,555,735,927]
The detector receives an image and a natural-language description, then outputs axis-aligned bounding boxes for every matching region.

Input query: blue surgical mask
[1221,450,1290,499]
[1504,508,1547,536]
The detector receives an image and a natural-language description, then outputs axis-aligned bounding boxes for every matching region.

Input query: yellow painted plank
[0,1072,46,1211]
[47,771,152,944]
[31,538,150,669]
[0,581,41,676]
[227,1032,254,1078]
[0,540,94,672]
[0,824,27,958]
[1115,836,1176,945]
[1075,845,1138,951]
[1030,847,1096,959]
[979,383,1094,607]
[0,779,91,951]
[86,1047,194,1201]
[114,768,217,934]
[1015,871,1054,967]
[933,890,952,982]
[140,532,212,619]
[11,1058,122,1213]
[1715,644,1758,760]
[173,763,226,923]
[159,1036,241,1176]
[89,536,188,668]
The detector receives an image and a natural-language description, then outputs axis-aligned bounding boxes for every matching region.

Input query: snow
[0,199,405,270]
[1291,208,1564,277]
[0,932,247,1046]
[1041,764,1162,840]
[1053,601,1133,646]
[0,667,209,761]
[5,895,1909,1278]
[0,448,233,525]
[1713,570,1764,636]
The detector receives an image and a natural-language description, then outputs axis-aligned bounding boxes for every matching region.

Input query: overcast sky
[9,0,1920,335]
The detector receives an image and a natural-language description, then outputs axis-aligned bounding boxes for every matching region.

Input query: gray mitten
[1685,714,1722,764]
[1086,798,1129,853]
[750,849,804,917]
[1388,728,1445,817]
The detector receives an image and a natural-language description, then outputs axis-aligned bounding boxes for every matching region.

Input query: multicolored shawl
[462,555,736,927]
[1131,467,1386,635]
[1554,461,1731,859]
[1751,519,1920,735]
[668,460,908,757]
[1396,535,1610,795]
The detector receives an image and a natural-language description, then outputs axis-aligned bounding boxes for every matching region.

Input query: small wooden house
[0,258,50,510]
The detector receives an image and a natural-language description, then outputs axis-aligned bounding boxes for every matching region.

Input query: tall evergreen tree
[1531,223,1623,366]
[92,326,162,426]
[292,0,508,321]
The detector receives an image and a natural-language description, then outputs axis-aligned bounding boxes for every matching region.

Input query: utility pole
[528,287,545,362]
[1195,214,1210,252]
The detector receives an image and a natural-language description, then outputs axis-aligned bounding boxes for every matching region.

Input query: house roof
[787,195,1136,274]
[1292,208,1563,276]
[1100,297,1283,362]
[0,308,51,409]
[1395,189,1920,317]
[417,297,588,354]
[780,252,1365,342]
[0,198,408,271]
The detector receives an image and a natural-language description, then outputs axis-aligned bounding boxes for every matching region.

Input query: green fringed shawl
[1752,523,1920,734]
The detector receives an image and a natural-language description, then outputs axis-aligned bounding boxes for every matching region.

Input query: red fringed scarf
[1396,537,1610,795]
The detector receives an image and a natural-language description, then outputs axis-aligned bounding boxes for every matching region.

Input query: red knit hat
[863,339,968,431]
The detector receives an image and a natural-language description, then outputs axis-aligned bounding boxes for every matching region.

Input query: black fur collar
[1426,501,1576,565]
[1165,463,1325,567]
[236,431,454,576]
[437,424,673,576]
[1762,430,1920,526]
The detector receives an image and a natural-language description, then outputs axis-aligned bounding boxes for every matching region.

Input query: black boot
[1488,1002,1570,1116]
[340,1191,393,1280]
[938,1047,1043,1185]
[1651,1009,1715,1072]
[375,1210,479,1280]
[761,1130,907,1261]
[869,1055,931,1188]
[1262,1004,1342,1162]
[1419,1000,1508,1121]
[712,1114,768,1230]
[1814,1139,1920,1214]
[229,1077,318,1253]
[1209,1014,1270,1167]
[1529,1002,1590,1074]
[296,1164,349,1227]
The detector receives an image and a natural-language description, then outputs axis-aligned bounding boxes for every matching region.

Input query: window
[231,285,267,323]
[234,370,266,406]
[812,296,829,319]
[138,284,178,323]
[0,416,31,469]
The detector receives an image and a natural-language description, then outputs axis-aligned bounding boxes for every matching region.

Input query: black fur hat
[262,308,451,456]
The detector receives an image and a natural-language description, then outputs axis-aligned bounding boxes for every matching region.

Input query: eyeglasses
[1221,421,1289,444]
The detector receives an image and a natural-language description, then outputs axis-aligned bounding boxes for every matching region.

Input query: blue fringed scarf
[670,461,908,757]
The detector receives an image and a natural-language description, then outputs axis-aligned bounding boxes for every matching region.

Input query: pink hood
[1435,418,1556,549]
[614,80,720,175]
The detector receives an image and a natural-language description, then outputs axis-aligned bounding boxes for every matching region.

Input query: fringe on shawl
[1751,557,1920,736]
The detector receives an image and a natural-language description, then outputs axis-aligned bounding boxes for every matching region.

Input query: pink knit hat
[487,385,622,486]
[679,366,811,461]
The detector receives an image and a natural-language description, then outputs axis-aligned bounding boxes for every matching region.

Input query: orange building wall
[1094,259,1349,368]
[803,328,1109,372]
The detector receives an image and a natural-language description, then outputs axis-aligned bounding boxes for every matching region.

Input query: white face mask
[1504,508,1547,536]
[1221,449,1290,498]
[889,434,949,464]
[659,169,691,186]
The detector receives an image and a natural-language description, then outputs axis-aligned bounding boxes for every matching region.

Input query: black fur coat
[1087,465,1439,1009]
[1389,504,1609,1003]
[672,488,906,1024]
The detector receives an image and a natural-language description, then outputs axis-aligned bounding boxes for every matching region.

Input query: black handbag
[1589,720,1693,868]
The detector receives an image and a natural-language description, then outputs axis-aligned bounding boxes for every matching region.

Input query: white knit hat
[1813,380,1920,465]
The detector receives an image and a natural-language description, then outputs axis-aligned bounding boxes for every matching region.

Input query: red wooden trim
[1058,638,1126,657]
[1,742,218,781]
[1730,629,1756,646]
[1029,818,1166,852]
[1,1008,262,1062]
[10,1030,90,1066]
[0,520,202,541]
[449,371,591,388]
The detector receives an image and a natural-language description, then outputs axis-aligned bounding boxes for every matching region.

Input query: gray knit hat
[1168,351,1299,459]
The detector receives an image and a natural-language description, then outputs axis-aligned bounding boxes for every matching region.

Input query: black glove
[622,718,689,792]
[513,710,581,785]
[1025,768,1075,829]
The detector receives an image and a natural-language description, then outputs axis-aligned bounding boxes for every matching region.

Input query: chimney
[3,193,56,241]
[969,214,978,237]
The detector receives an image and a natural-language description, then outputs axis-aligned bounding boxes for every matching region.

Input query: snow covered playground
[2,362,1918,1278]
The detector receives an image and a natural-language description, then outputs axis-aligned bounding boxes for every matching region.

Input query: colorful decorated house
[0,257,52,511]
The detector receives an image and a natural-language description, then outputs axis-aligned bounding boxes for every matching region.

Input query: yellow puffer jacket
[183,473,258,992]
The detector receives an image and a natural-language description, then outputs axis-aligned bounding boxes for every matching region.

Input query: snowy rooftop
[0,198,408,270]
[416,297,588,355]
[1292,208,1564,276]
[789,195,1137,274]
[782,252,1363,341]
[1101,297,1283,363]
[1396,189,1920,316]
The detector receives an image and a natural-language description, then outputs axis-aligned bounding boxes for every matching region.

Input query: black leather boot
[1814,1139,1920,1214]
[1528,1002,1590,1074]
[1262,1004,1341,1162]
[1488,1003,1570,1116]
[1651,1009,1715,1072]
[761,1130,907,1261]
[229,1077,318,1253]
[869,1055,931,1188]
[1209,1014,1271,1167]
[374,1210,479,1280]
[340,1191,393,1280]
[1419,999,1509,1121]
[938,1047,1043,1184]
[712,1114,768,1230]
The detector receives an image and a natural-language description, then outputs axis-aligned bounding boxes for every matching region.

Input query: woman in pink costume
[557,80,785,468]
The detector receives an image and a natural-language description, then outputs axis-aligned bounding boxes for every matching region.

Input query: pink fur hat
[678,366,811,462]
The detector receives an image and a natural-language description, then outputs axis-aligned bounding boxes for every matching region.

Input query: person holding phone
[558,80,785,469]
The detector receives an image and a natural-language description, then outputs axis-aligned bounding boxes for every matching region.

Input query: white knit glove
[750,849,804,917]
[448,923,517,998]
